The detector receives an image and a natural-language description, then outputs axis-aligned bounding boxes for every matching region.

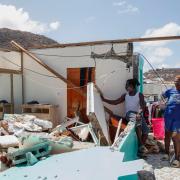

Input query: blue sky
[0,0,180,70]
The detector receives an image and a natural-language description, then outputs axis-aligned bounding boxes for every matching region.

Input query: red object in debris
[152,118,165,140]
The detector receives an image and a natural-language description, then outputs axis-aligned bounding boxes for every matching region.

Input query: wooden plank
[11,41,86,97]
[21,51,25,104]
[29,35,180,49]
[0,68,21,74]
[10,74,14,113]
[0,103,13,118]
[22,104,58,109]
[0,48,12,52]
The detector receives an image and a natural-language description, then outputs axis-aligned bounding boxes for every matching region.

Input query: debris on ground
[0,114,97,172]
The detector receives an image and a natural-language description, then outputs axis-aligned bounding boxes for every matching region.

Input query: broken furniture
[0,103,13,120]
[52,116,99,145]
[7,142,51,165]
[22,104,59,128]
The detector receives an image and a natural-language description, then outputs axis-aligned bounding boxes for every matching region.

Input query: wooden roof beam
[0,68,21,74]
[11,40,86,97]
[30,35,180,49]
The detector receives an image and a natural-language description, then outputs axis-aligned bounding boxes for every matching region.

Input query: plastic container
[151,118,165,140]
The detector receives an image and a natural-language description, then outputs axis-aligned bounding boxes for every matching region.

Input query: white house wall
[0,43,133,122]
[0,51,21,70]
[0,74,11,102]
[0,51,22,113]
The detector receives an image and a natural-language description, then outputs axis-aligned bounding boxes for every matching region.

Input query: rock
[138,170,156,180]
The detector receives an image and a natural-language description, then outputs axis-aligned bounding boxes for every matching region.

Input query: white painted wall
[0,51,21,70]
[0,74,11,102]
[0,43,133,123]
[0,51,22,113]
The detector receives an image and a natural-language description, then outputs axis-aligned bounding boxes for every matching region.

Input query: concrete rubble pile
[0,114,78,172]
[0,114,53,136]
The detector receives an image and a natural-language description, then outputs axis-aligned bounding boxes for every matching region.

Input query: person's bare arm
[101,94,126,105]
[139,93,146,113]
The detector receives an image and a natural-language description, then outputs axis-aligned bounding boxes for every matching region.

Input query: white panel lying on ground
[87,83,110,143]
[0,147,144,180]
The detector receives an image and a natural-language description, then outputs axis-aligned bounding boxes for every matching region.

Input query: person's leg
[126,111,147,154]
[133,113,143,146]
[135,115,149,154]
[142,134,148,145]
[141,116,149,145]
[135,125,143,146]
[164,116,173,155]
[172,132,180,160]
[165,130,172,155]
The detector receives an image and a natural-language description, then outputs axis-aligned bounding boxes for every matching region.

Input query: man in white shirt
[101,79,149,155]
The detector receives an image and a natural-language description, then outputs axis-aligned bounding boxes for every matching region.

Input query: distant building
[144,78,174,102]
[144,68,180,82]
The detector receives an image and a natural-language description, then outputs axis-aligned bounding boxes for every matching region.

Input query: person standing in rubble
[101,78,149,155]
[162,75,180,168]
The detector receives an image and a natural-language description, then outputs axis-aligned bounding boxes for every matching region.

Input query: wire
[31,52,91,58]
[0,54,118,90]
[30,50,129,58]
[0,46,131,91]
[138,53,168,89]
[138,53,167,102]
[1,56,99,80]
[1,56,58,78]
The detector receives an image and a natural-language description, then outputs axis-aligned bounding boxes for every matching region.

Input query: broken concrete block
[23,115,36,122]
[19,135,48,149]
[50,136,73,154]
[34,118,53,130]
[0,135,19,148]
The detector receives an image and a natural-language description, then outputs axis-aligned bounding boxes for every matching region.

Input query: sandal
[171,160,180,168]
[138,145,148,154]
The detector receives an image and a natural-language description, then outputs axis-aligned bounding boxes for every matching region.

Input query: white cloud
[85,16,96,23]
[141,22,180,46]
[113,1,126,6]
[113,1,139,14]
[135,22,180,71]
[49,21,60,31]
[0,3,60,33]
[118,5,138,14]
[143,23,180,37]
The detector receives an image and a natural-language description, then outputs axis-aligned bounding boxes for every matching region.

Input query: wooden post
[10,74,14,113]
[21,51,25,104]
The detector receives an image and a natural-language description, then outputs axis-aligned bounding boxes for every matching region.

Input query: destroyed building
[0,37,159,179]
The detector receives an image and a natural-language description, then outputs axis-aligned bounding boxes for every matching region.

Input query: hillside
[0,28,59,50]
[144,68,180,82]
